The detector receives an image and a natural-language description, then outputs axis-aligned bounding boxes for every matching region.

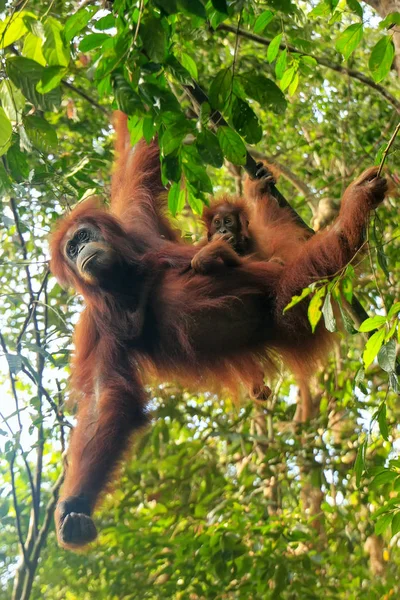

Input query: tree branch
[217,24,400,113]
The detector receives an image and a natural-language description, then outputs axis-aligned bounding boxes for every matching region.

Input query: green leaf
[127,115,144,146]
[217,127,246,165]
[6,56,61,111]
[6,144,29,182]
[322,292,337,332]
[354,366,368,394]
[95,14,115,30]
[338,302,357,335]
[6,353,23,374]
[232,98,262,144]
[377,339,396,373]
[79,33,109,52]
[187,185,203,215]
[388,302,400,319]
[23,115,57,153]
[181,52,198,79]
[139,83,180,113]
[197,130,223,168]
[254,11,274,34]
[354,440,366,486]
[161,122,192,155]
[280,66,295,91]
[37,65,67,93]
[154,0,179,14]
[0,80,25,121]
[309,2,331,17]
[267,33,283,63]
[283,287,312,313]
[141,17,167,63]
[341,275,353,303]
[182,148,213,194]
[43,17,70,67]
[275,48,288,79]
[0,161,11,195]
[371,470,397,489]
[0,13,28,48]
[162,154,181,184]
[288,71,299,96]
[22,33,46,65]
[308,286,326,333]
[369,36,395,83]
[64,6,98,43]
[375,513,393,535]
[178,0,207,19]
[346,0,363,18]
[335,23,363,60]
[376,401,389,441]
[209,68,233,111]
[211,0,228,13]
[168,182,185,217]
[379,12,400,29]
[390,373,399,393]
[391,512,400,536]
[0,108,12,157]
[113,73,144,115]
[359,315,386,332]
[363,328,386,368]
[142,115,155,143]
[240,74,286,113]
[165,55,192,85]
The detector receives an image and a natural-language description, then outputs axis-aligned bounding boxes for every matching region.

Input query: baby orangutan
[191,163,289,276]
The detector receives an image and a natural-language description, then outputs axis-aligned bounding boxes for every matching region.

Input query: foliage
[0,0,399,598]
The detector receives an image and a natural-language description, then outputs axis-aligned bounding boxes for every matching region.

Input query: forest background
[0,0,399,598]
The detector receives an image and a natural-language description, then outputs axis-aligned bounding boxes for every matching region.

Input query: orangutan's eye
[77,229,90,242]
[67,241,78,259]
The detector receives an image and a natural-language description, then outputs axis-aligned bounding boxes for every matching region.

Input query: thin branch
[12,471,65,600]
[377,121,400,176]
[217,24,400,113]
[61,80,110,115]
[10,451,30,567]
[133,0,144,46]
[15,269,50,353]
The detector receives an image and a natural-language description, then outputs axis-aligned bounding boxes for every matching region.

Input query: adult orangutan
[50,112,387,549]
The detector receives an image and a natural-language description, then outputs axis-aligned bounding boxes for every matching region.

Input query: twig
[377,122,400,177]
[133,0,144,46]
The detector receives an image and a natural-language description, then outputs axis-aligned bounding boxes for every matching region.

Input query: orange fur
[51,112,387,549]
